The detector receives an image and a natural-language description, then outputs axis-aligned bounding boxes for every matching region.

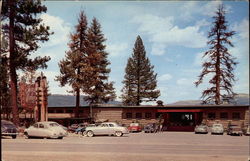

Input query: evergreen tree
[55,11,88,118]
[121,36,160,105]
[195,5,237,105]
[82,18,116,104]
[2,0,52,125]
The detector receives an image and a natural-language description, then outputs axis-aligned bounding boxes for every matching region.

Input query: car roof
[1,120,14,124]
[35,121,58,125]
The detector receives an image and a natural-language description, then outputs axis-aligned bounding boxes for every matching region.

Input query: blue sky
[34,1,249,104]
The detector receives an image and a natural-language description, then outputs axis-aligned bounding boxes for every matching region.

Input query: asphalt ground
[2,132,250,161]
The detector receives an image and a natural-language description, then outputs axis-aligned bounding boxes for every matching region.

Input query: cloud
[40,13,71,47]
[106,43,129,57]
[132,14,207,56]
[158,74,173,81]
[176,78,199,87]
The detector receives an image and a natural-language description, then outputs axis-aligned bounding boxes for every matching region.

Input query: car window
[109,124,114,127]
[33,123,38,128]
[49,123,59,127]
[130,123,139,126]
[39,124,45,128]
[101,124,108,127]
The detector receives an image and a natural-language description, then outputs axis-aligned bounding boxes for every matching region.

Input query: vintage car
[128,123,142,133]
[1,120,18,139]
[227,125,243,136]
[24,121,68,139]
[194,124,209,134]
[84,122,129,137]
[211,123,224,135]
[144,123,157,133]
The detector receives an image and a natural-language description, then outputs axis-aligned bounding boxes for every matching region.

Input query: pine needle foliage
[195,5,238,105]
[121,36,160,106]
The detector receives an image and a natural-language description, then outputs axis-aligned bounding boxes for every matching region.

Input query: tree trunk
[75,88,80,118]
[9,0,19,125]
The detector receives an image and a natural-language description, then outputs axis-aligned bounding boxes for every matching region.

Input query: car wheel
[115,131,123,137]
[24,132,30,139]
[12,135,17,139]
[87,131,94,137]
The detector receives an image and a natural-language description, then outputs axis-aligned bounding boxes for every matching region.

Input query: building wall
[203,106,248,128]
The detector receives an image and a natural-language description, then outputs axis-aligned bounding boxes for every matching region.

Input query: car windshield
[2,123,15,128]
[49,123,59,127]
[213,124,222,127]
[130,123,139,126]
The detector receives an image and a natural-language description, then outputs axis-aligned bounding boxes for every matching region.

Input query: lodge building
[47,104,249,131]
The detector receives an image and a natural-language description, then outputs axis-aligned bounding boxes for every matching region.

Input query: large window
[135,113,142,119]
[208,113,216,120]
[232,112,240,120]
[65,109,73,113]
[220,112,228,119]
[56,109,64,113]
[145,112,152,119]
[126,113,132,119]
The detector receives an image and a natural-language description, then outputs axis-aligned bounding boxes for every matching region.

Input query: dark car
[227,125,243,136]
[144,123,157,133]
[1,120,18,139]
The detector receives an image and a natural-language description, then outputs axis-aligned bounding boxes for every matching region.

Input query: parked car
[68,124,79,133]
[75,123,86,134]
[227,125,243,136]
[243,125,250,136]
[24,121,68,139]
[1,120,18,139]
[85,122,129,137]
[128,123,142,133]
[144,123,157,133]
[211,123,224,135]
[194,124,209,134]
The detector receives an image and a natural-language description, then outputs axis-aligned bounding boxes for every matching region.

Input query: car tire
[87,131,94,137]
[58,137,63,139]
[12,135,17,139]
[115,131,123,137]
[24,132,30,139]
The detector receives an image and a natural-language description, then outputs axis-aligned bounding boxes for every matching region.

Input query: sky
[33,1,249,104]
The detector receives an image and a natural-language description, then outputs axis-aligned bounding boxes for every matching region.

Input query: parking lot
[2,132,249,161]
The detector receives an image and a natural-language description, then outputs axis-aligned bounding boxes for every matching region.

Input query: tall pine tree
[2,0,52,125]
[82,18,116,104]
[195,5,237,105]
[121,36,160,106]
[55,11,88,118]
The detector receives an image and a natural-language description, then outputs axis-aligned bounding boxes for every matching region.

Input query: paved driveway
[2,132,249,161]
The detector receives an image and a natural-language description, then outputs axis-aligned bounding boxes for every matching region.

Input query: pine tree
[195,5,237,105]
[121,35,160,106]
[82,18,116,104]
[55,11,88,118]
[2,0,52,125]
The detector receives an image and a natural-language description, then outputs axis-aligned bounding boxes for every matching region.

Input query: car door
[108,123,116,135]
[38,123,49,137]
[28,123,39,137]
[96,123,109,135]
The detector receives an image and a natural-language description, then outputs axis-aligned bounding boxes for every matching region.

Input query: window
[232,112,240,120]
[65,109,73,113]
[109,124,114,127]
[56,109,64,113]
[48,109,55,113]
[220,112,228,119]
[126,113,132,119]
[33,123,38,128]
[208,113,216,120]
[155,112,162,119]
[39,124,44,128]
[145,113,152,119]
[135,113,142,119]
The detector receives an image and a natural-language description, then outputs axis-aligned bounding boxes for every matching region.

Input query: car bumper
[1,132,18,136]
